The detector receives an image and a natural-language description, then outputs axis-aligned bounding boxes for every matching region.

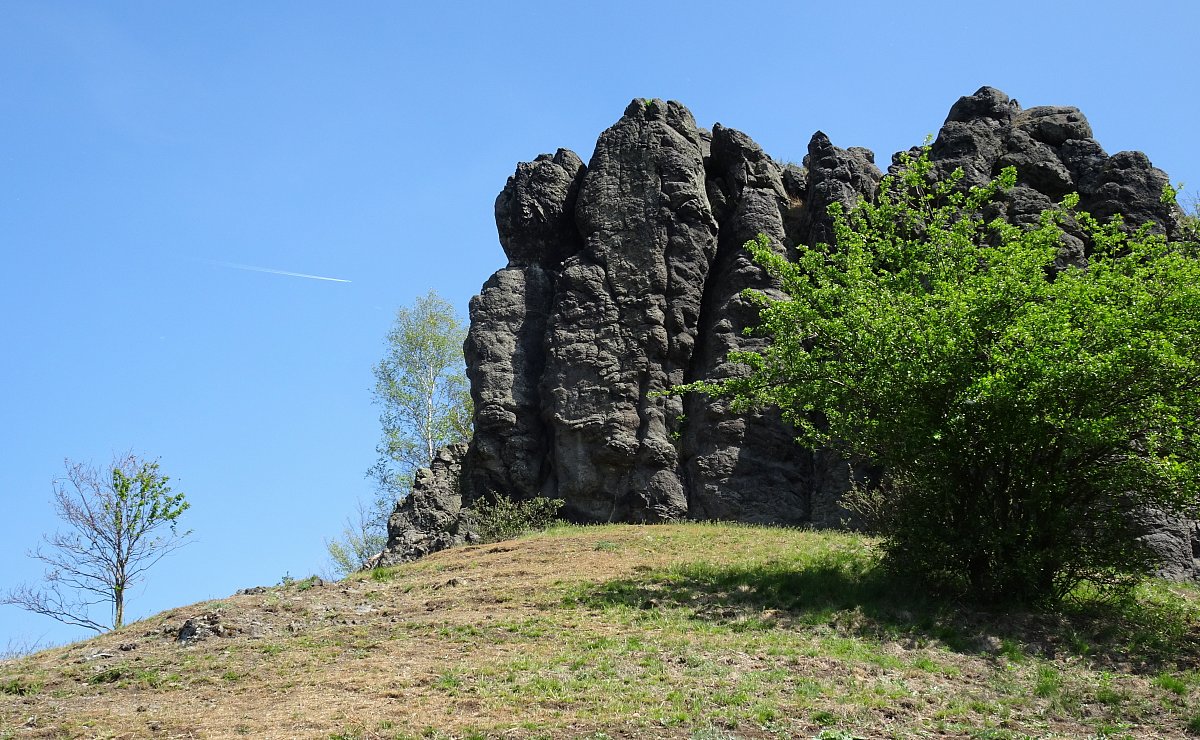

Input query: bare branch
[1,582,108,634]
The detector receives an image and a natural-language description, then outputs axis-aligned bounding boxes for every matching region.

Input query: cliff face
[380,87,1197,579]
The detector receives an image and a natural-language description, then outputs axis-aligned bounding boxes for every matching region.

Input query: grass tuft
[1152,670,1189,695]
[1034,665,1063,698]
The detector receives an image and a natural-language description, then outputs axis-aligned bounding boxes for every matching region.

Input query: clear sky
[3,1,1198,650]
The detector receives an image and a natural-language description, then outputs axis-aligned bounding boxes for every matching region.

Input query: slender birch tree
[326,290,472,576]
[369,289,472,497]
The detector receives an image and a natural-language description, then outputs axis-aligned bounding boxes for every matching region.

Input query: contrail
[204,259,351,283]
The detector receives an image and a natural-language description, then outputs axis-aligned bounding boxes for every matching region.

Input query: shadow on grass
[564,556,1200,671]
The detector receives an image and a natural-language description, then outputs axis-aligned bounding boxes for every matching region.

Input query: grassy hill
[2,523,1199,739]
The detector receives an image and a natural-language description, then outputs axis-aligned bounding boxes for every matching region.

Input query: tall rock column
[543,99,719,521]
[682,126,883,525]
[465,149,585,504]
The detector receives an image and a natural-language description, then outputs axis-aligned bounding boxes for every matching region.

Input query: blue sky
[2,1,1198,649]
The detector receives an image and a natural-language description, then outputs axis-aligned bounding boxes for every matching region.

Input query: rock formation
[380,87,1198,579]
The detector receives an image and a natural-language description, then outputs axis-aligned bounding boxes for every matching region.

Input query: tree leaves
[370,290,472,496]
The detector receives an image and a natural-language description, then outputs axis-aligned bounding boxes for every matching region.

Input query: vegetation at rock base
[326,497,392,579]
[2,524,1199,738]
[1181,189,1200,240]
[1,454,190,633]
[466,494,565,544]
[676,149,1200,605]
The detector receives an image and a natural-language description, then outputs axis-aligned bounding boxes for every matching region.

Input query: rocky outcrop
[1133,509,1200,582]
[376,443,470,566]
[918,86,1179,267]
[379,88,1196,579]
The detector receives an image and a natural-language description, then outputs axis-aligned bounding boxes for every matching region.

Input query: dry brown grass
[1,523,1198,739]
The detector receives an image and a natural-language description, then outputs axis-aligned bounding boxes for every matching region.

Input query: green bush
[466,495,564,544]
[677,148,1200,604]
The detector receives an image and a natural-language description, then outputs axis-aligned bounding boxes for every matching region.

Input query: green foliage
[467,495,564,544]
[369,567,396,583]
[369,289,473,497]
[88,666,126,684]
[1179,189,1200,242]
[1187,711,1200,733]
[813,730,858,740]
[1034,665,1063,697]
[1152,671,1188,695]
[0,677,41,696]
[676,148,1200,604]
[325,498,388,578]
[294,576,320,592]
[277,573,320,591]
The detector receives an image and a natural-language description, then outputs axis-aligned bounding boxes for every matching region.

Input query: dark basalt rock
[463,265,556,505]
[378,89,1197,581]
[1133,508,1200,582]
[542,99,718,523]
[376,443,470,566]
[924,86,1179,268]
[495,148,586,269]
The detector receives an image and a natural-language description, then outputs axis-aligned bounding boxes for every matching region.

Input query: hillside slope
[2,524,1199,739]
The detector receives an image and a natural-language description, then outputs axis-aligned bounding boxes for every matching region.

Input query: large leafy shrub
[679,151,1200,603]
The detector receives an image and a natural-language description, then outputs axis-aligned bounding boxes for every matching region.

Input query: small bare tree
[2,454,191,633]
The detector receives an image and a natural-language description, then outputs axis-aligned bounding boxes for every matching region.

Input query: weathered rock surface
[1133,508,1200,582]
[380,88,1197,579]
[920,86,1179,267]
[377,443,470,566]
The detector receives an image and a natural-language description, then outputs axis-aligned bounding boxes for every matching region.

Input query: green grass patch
[558,527,1200,671]
[0,676,41,696]
[1033,665,1063,698]
[88,666,127,685]
[1092,673,1129,707]
[1152,671,1189,696]
[369,567,398,583]
[4,522,1199,739]
[998,638,1026,663]
[1186,711,1200,733]
[134,669,165,688]
[433,670,464,692]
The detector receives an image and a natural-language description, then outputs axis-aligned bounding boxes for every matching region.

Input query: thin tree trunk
[114,586,124,630]
[426,366,436,462]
